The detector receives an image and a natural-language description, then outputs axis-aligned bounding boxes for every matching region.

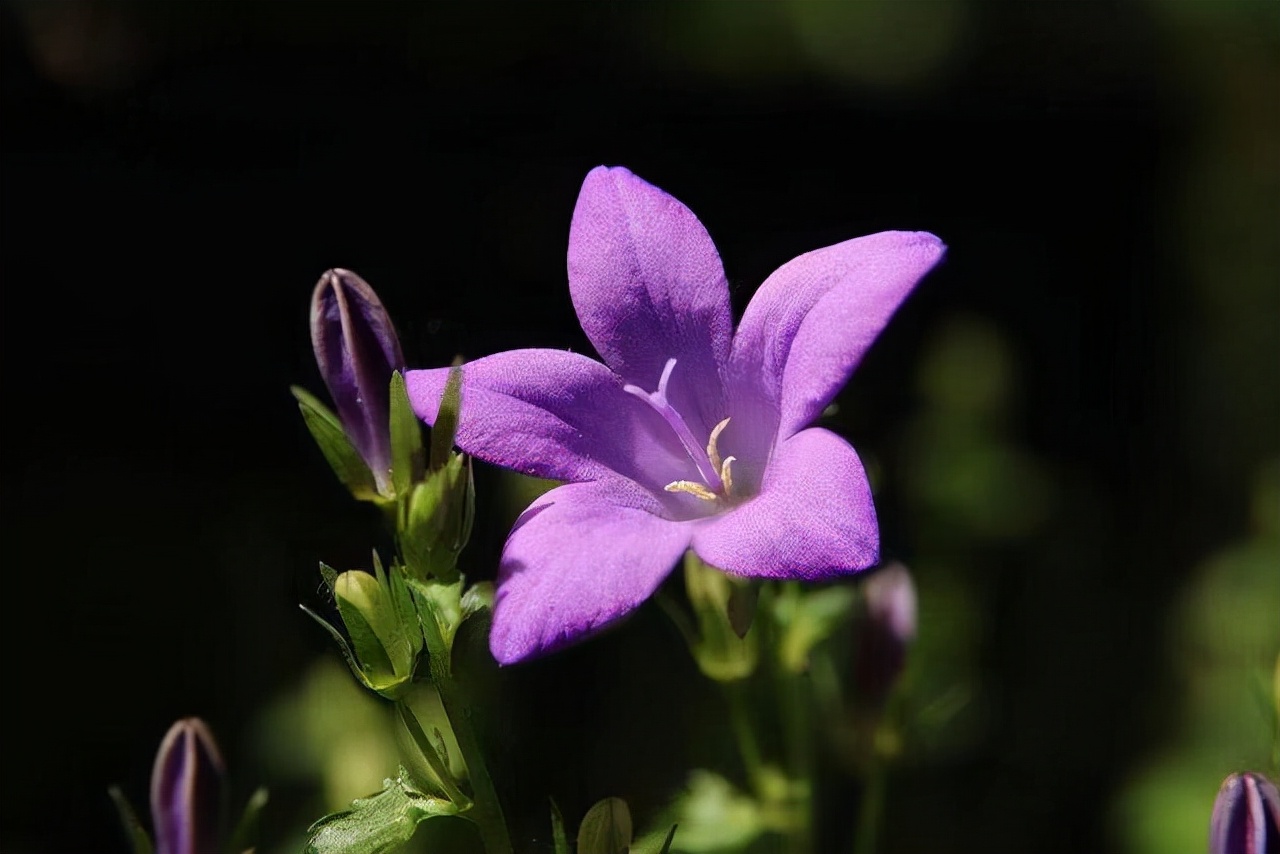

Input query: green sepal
[400,453,473,584]
[655,824,678,854]
[300,603,370,691]
[389,371,426,499]
[396,701,471,808]
[577,797,632,854]
[107,785,154,854]
[772,583,857,674]
[292,385,380,501]
[682,553,758,682]
[335,572,398,680]
[226,787,269,854]
[550,800,570,854]
[305,770,458,854]
[429,364,463,474]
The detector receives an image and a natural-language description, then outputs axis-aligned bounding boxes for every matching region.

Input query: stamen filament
[624,358,724,493]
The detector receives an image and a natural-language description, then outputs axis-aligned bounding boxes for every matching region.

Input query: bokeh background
[2,2,1277,853]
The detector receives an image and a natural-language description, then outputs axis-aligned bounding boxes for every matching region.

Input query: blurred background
[1,1,1277,852]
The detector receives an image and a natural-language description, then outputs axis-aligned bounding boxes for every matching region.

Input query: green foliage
[306,771,458,854]
[770,584,856,675]
[577,798,632,854]
[680,553,758,682]
[550,800,570,854]
[389,372,427,499]
[227,787,269,854]
[107,786,153,854]
[292,385,380,501]
[400,454,474,584]
[429,365,463,474]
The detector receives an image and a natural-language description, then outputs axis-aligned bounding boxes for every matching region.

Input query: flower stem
[417,597,512,854]
[724,679,767,794]
[851,761,885,854]
[774,584,814,854]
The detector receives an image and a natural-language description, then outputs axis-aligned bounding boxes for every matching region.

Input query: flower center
[623,358,735,502]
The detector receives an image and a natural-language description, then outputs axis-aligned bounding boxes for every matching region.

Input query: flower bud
[150,718,225,854]
[1210,772,1280,854]
[682,552,757,682]
[333,566,423,697]
[311,269,405,496]
[400,452,474,584]
[853,562,917,708]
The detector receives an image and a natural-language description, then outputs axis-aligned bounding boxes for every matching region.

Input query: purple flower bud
[311,269,405,495]
[853,562,917,707]
[1210,772,1280,854]
[150,718,225,854]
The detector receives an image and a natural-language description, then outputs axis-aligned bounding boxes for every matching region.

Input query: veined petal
[568,166,732,432]
[730,231,945,438]
[691,427,878,579]
[491,480,693,663]
[406,350,691,490]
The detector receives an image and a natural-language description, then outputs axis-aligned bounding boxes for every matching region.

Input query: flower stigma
[623,358,735,502]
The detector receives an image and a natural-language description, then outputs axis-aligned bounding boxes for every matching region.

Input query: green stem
[724,679,767,795]
[418,597,512,854]
[851,762,885,854]
[774,584,814,854]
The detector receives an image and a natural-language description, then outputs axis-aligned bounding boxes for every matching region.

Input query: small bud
[333,565,423,698]
[311,269,405,496]
[853,562,917,708]
[400,453,474,584]
[1210,772,1280,854]
[150,718,225,854]
[682,552,757,682]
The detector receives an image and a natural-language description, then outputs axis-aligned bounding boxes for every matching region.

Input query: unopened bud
[333,567,422,697]
[853,562,917,708]
[151,718,225,854]
[1210,772,1280,854]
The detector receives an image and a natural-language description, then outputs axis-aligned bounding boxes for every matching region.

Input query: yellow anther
[665,480,719,502]
[720,456,736,497]
[707,417,731,472]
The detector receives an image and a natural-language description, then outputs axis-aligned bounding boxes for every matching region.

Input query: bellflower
[311,268,406,496]
[1210,772,1280,854]
[151,718,225,854]
[407,166,944,664]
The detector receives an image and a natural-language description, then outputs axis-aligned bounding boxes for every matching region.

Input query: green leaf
[775,583,857,674]
[107,786,154,854]
[292,385,379,500]
[550,799,570,854]
[227,787,269,854]
[655,825,678,854]
[300,604,375,693]
[319,562,340,596]
[429,364,464,473]
[306,771,458,854]
[389,371,426,498]
[577,797,632,854]
[396,702,470,808]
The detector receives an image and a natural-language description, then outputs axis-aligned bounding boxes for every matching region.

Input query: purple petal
[1210,772,1280,854]
[150,718,225,854]
[406,350,694,492]
[568,166,732,433]
[491,480,693,663]
[691,427,878,579]
[311,269,405,492]
[730,232,945,439]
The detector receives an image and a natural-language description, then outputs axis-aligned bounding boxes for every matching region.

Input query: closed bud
[151,718,225,854]
[333,565,422,698]
[682,552,757,682]
[311,269,405,496]
[853,562,917,709]
[400,453,474,584]
[1210,772,1280,854]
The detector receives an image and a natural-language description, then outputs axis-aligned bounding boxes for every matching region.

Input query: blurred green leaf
[227,787,269,854]
[550,799,570,854]
[293,385,380,501]
[107,786,153,854]
[305,771,457,854]
[577,797,631,854]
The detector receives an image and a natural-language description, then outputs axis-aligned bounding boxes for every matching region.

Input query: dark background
[2,2,1277,853]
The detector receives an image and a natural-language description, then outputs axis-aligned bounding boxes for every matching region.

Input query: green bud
[683,552,758,682]
[400,453,474,584]
[330,562,423,699]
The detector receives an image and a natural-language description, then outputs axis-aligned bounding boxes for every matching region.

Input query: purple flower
[407,166,944,664]
[151,718,225,854]
[311,268,406,495]
[1210,772,1280,854]
[853,562,917,707]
